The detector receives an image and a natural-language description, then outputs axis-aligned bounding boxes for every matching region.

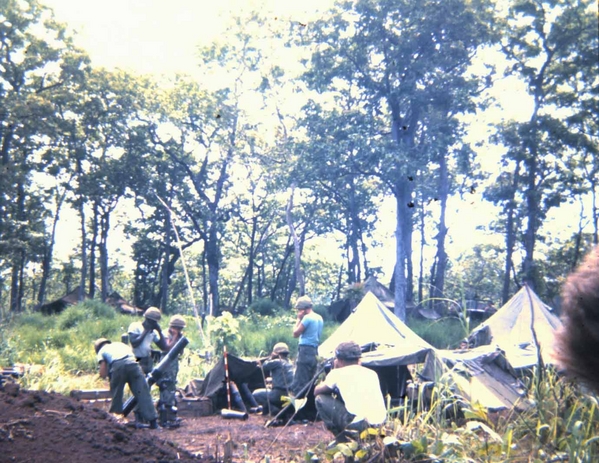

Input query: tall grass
[315,366,599,462]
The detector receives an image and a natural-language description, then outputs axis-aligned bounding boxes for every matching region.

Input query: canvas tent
[421,345,528,410]
[328,276,395,322]
[105,292,144,316]
[468,285,562,370]
[39,288,89,315]
[319,291,435,399]
[198,354,265,411]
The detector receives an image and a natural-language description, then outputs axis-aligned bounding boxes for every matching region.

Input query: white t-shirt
[322,364,387,425]
[127,321,160,358]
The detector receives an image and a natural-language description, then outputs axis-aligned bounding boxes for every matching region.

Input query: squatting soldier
[94,338,158,429]
[314,341,386,442]
[252,342,294,416]
[157,315,186,427]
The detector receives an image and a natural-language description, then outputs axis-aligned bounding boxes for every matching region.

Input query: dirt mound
[0,382,332,462]
[0,383,203,462]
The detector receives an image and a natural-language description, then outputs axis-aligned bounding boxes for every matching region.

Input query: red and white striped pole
[223,346,232,410]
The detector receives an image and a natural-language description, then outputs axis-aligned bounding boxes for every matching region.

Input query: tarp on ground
[468,285,562,369]
[421,345,529,411]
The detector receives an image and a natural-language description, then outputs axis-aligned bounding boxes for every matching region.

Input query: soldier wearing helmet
[252,342,294,416]
[127,307,167,375]
[156,314,187,428]
[93,338,158,429]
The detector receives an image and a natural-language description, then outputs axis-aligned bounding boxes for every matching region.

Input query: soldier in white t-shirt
[314,341,386,440]
[127,307,167,374]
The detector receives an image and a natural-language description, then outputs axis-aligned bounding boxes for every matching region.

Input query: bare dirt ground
[0,383,332,463]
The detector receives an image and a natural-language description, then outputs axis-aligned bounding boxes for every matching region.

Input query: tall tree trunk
[89,202,99,299]
[591,176,598,245]
[10,260,19,312]
[503,203,517,304]
[432,155,449,307]
[206,224,220,315]
[247,215,257,305]
[201,250,208,315]
[37,187,66,306]
[78,200,87,302]
[270,240,293,302]
[99,211,110,302]
[522,153,538,290]
[286,186,305,296]
[404,200,414,305]
[417,199,426,304]
[160,216,172,311]
[347,184,361,284]
[571,200,585,270]
[502,161,522,304]
[17,250,25,312]
[393,189,408,321]
[360,237,369,279]
[10,181,26,312]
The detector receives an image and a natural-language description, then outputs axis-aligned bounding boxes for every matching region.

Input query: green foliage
[58,306,89,330]
[313,304,334,323]
[408,317,467,349]
[511,367,599,462]
[207,311,241,356]
[14,312,54,330]
[237,312,297,357]
[444,245,505,304]
[0,325,17,366]
[247,298,280,317]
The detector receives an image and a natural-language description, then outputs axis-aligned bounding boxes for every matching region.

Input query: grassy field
[1,302,598,462]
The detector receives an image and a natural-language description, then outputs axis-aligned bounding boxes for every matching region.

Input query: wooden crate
[177,397,213,417]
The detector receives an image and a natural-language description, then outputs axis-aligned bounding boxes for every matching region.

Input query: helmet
[272,342,290,355]
[169,315,186,329]
[94,338,111,354]
[144,307,162,321]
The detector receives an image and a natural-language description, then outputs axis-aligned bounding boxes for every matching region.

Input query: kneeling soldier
[252,342,294,416]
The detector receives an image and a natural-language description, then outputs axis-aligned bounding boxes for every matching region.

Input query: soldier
[252,342,294,416]
[290,295,323,397]
[94,338,158,429]
[128,307,167,374]
[314,341,386,442]
[156,315,187,427]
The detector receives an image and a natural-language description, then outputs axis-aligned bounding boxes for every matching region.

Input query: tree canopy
[0,0,596,319]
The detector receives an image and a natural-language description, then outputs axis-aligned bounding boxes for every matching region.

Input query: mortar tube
[221,408,249,420]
